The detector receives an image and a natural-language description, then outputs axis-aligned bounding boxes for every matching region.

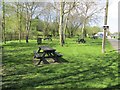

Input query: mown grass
[2,38,119,89]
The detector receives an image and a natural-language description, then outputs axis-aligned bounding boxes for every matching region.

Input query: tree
[40,3,54,37]
[2,1,105,44]
[0,5,2,43]
[76,0,104,39]
[2,0,6,44]
[2,2,48,42]
[66,13,82,37]
[4,2,26,41]
[23,2,40,43]
[16,2,23,42]
[85,26,102,36]
[59,1,76,46]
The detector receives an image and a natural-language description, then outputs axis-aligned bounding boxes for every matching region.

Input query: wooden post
[102,0,109,53]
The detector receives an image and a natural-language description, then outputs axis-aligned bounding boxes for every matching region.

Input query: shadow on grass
[2,40,119,89]
[58,57,69,63]
[102,84,120,90]
[90,41,102,45]
[33,57,69,67]
[3,50,118,88]
[2,58,117,89]
[3,41,58,48]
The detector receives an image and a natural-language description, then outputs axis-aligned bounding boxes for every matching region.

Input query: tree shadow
[102,84,120,90]
[58,57,69,63]
[33,57,69,66]
[2,40,119,89]
[3,58,117,90]
[90,41,102,45]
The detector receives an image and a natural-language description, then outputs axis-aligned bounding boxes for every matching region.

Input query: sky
[108,0,119,33]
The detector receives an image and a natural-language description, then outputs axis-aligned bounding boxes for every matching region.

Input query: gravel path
[108,39,120,52]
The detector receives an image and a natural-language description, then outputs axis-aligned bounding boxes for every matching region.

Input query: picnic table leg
[37,48,41,53]
[37,53,46,65]
[52,52,59,62]
[47,52,53,57]
[37,58,42,65]
[41,52,49,64]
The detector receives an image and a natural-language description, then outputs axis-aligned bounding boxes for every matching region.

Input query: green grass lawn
[2,38,119,89]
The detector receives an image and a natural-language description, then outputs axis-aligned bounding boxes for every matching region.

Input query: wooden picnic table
[34,46,62,65]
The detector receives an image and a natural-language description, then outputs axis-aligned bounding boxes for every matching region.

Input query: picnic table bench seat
[33,51,42,59]
[91,35,98,39]
[76,38,86,43]
[33,51,63,58]
[44,35,52,41]
[54,52,63,57]
[44,37,52,41]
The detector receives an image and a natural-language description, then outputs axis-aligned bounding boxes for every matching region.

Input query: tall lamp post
[102,0,109,53]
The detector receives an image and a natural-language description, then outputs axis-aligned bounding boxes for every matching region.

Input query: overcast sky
[108,0,119,33]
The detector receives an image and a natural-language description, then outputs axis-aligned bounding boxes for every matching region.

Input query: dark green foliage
[2,38,119,89]
[118,37,120,40]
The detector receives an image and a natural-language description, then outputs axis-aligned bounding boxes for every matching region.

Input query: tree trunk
[59,1,65,46]
[81,19,86,39]
[84,29,87,37]
[17,2,22,43]
[2,0,6,44]
[26,19,29,43]
[63,18,67,40]
[26,32,29,43]
[19,6,23,43]
[25,5,29,43]
[63,12,70,40]
[26,21,29,43]
[10,33,12,41]
[19,15,22,43]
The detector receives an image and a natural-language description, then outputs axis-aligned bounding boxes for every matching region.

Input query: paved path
[108,39,120,52]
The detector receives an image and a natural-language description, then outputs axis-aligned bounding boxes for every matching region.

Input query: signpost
[102,0,109,53]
